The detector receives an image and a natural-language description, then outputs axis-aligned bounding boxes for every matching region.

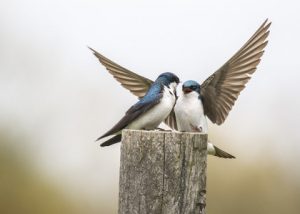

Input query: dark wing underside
[90,48,177,130]
[200,19,271,125]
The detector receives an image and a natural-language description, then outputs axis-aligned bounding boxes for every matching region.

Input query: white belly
[174,91,208,133]
[127,86,176,130]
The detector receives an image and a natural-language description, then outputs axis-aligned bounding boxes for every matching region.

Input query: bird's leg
[198,126,203,132]
[190,124,202,132]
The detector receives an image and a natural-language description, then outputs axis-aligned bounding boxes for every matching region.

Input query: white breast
[174,91,208,133]
[128,85,177,130]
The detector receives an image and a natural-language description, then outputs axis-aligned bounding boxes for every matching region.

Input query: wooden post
[119,130,207,214]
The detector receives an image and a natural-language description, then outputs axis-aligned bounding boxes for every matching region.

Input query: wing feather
[98,89,163,140]
[89,47,153,98]
[163,110,178,130]
[200,19,271,124]
[90,47,178,130]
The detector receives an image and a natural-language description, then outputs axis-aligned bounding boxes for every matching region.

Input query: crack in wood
[119,130,207,214]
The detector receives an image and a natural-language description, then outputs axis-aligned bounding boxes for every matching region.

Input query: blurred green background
[1,0,300,213]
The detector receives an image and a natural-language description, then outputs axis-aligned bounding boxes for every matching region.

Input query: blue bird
[90,19,271,157]
[96,72,179,147]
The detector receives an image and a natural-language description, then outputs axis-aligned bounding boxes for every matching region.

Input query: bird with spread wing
[90,19,271,158]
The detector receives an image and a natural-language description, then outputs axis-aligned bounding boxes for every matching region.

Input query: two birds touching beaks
[90,19,271,159]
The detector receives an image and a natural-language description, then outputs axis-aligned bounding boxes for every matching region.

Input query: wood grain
[119,130,207,214]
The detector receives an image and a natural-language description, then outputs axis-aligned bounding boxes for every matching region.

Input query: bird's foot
[190,124,202,132]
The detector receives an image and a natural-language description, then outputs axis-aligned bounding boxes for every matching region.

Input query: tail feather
[99,134,122,147]
[213,145,235,159]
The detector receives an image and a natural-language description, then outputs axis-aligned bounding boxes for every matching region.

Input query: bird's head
[157,72,180,90]
[182,80,201,95]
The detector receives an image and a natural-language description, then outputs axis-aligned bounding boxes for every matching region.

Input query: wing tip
[214,146,236,159]
[261,19,272,33]
[98,134,122,147]
[95,136,103,142]
[262,18,272,26]
[87,46,96,53]
[87,46,106,60]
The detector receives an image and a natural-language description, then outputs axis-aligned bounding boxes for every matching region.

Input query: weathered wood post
[119,130,207,214]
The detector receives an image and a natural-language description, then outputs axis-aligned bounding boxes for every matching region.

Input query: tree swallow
[175,80,235,158]
[90,19,271,156]
[96,72,179,147]
[174,19,271,158]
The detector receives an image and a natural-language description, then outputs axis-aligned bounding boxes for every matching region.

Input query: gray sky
[1,0,300,206]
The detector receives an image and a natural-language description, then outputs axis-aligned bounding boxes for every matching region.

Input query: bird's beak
[182,87,192,94]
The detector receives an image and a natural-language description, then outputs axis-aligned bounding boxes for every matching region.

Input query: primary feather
[89,47,153,98]
[200,19,271,124]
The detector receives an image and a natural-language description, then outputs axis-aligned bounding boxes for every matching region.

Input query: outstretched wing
[89,47,153,98]
[90,48,178,130]
[200,19,271,125]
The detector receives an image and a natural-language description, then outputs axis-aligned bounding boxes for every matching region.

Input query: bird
[89,19,271,157]
[96,72,180,147]
[173,19,271,159]
[175,80,235,158]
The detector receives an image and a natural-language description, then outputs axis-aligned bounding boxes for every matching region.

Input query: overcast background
[1,0,300,213]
